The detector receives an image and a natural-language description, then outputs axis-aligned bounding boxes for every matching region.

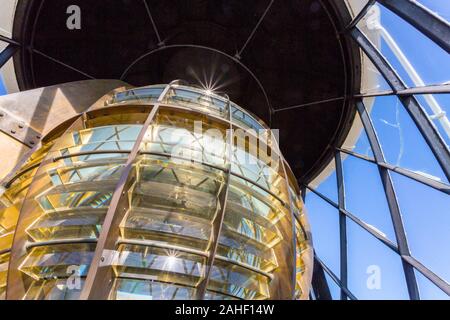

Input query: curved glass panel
[305,191,340,276]
[308,159,338,204]
[347,219,409,300]
[342,112,375,159]
[391,172,450,283]
[415,94,450,147]
[341,153,396,242]
[359,50,392,95]
[416,1,450,25]
[365,95,448,183]
[357,4,450,87]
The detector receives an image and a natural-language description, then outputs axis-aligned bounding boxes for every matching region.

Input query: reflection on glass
[347,219,409,300]
[112,278,196,300]
[365,95,448,182]
[207,260,270,299]
[342,153,396,242]
[19,244,94,279]
[112,86,164,104]
[0,86,312,300]
[24,278,85,300]
[113,244,206,291]
[359,50,392,95]
[341,112,374,159]
[0,252,9,299]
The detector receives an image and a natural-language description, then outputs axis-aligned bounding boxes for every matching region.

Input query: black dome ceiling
[12,0,359,183]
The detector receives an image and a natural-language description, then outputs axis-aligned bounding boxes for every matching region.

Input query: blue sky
[0,0,448,300]
[0,74,6,96]
[307,1,449,300]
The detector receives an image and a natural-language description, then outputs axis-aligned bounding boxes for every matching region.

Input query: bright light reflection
[163,249,179,270]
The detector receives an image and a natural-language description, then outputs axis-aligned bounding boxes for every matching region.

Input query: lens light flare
[185,54,238,96]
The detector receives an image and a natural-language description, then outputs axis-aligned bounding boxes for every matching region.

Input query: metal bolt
[10,130,16,134]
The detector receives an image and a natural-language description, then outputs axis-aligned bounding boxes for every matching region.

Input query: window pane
[416,0,450,21]
[360,50,392,95]
[347,219,409,300]
[366,95,448,183]
[342,153,396,242]
[358,4,450,87]
[308,159,338,203]
[305,192,340,276]
[0,74,6,96]
[324,272,341,300]
[391,172,450,283]
[415,94,450,148]
[414,270,450,300]
[342,112,375,159]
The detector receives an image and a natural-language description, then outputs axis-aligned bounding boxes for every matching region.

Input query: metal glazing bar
[351,28,404,91]
[30,48,96,80]
[273,97,346,113]
[272,128,299,299]
[0,248,11,256]
[334,151,347,300]
[351,28,450,182]
[26,238,98,250]
[236,0,275,59]
[79,82,176,300]
[377,0,450,54]
[142,0,163,46]
[355,99,420,299]
[354,83,450,98]
[338,147,450,195]
[1,144,43,189]
[0,44,19,68]
[195,97,233,300]
[0,35,21,46]
[117,239,209,258]
[345,0,376,31]
[311,254,332,300]
[314,254,357,300]
[52,150,131,162]
[305,186,398,253]
[401,255,450,296]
